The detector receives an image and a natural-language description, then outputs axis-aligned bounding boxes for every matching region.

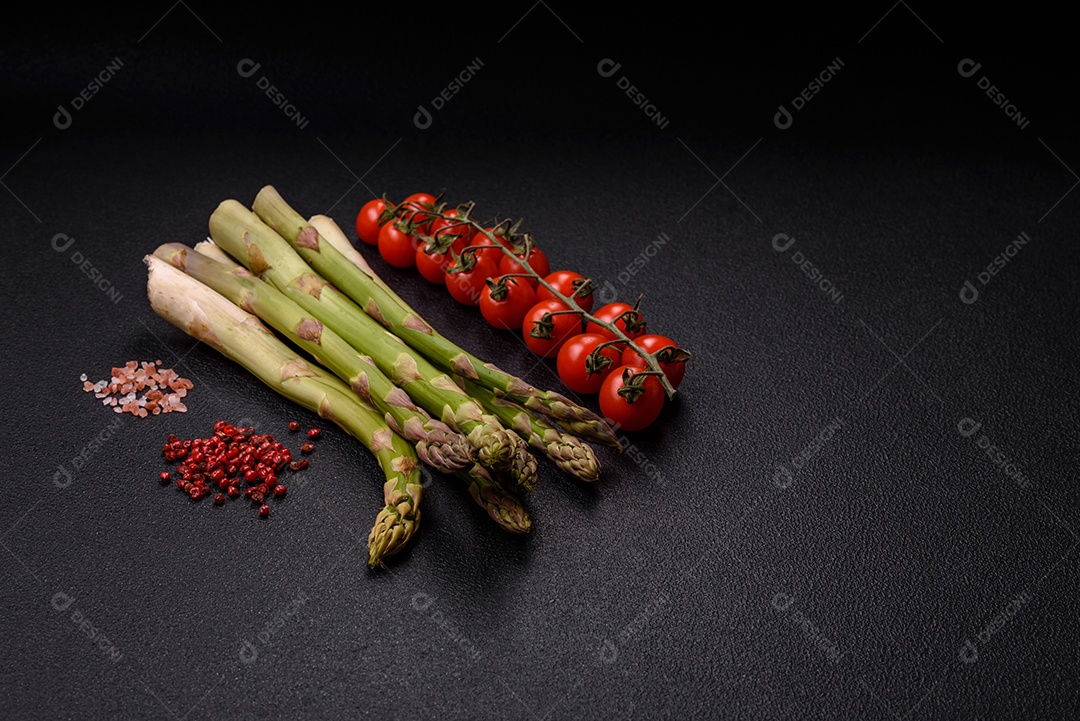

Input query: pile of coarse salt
[82,360,194,417]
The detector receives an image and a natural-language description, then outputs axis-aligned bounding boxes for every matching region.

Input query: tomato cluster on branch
[355,192,690,431]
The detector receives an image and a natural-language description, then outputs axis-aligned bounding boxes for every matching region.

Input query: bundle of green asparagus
[145,186,612,567]
[145,255,421,566]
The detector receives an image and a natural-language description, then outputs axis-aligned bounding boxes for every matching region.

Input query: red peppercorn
[258,504,270,518]
[273,484,286,497]
[300,442,314,455]
[176,480,186,490]
[251,492,265,504]
[189,487,202,500]
[289,461,301,471]
[227,486,240,499]
[159,471,171,482]
[244,469,259,483]
[307,428,321,440]
[288,421,300,431]
[298,459,309,470]
[214,493,226,506]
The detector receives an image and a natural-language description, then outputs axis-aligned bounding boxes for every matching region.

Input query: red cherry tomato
[480,276,538,330]
[586,302,647,343]
[499,247,550,287]
[428,208,471,246]
[468,228,512,266]
[521,300,582,357]
[355,199,386,246]
[599,365,665,431]
[415,237,465,284]
[405,192,437,207]
[537,270,594,312]
[556,333,622,394]
[621,334,688,389]
[446,256,499,306]
[377,222,419,268]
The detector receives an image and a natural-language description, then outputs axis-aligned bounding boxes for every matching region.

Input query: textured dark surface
[2,7,1079,720]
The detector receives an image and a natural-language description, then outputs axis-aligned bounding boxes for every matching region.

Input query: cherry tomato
[537,270,594,312]
[428,208,471,246]
[355,199,386,246]
[480,276,537,330]
[378,222,419,268]
[405,192,437,207]
[586,302,647,343]
[621,334,688,389]
[556,333,622,393]
[499,247,550,287]
[446,256,499,306]
[599,365,665,431]
[468,228,512,266]
[522,300,582,357]
[415,237,465,284]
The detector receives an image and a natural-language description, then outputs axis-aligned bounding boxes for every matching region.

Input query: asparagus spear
[465,381,601,483]
[144,255,420,567]
[251,188,619,449]
[207,199,537,492]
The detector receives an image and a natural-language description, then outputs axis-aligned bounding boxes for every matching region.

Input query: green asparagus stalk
[250,188,619,449]
[144,254,420,567]
[207,199,537,492]
[154,242,474,475]
[465,381,601,483]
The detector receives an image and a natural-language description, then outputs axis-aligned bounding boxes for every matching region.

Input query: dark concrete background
[2,6,1078,719]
